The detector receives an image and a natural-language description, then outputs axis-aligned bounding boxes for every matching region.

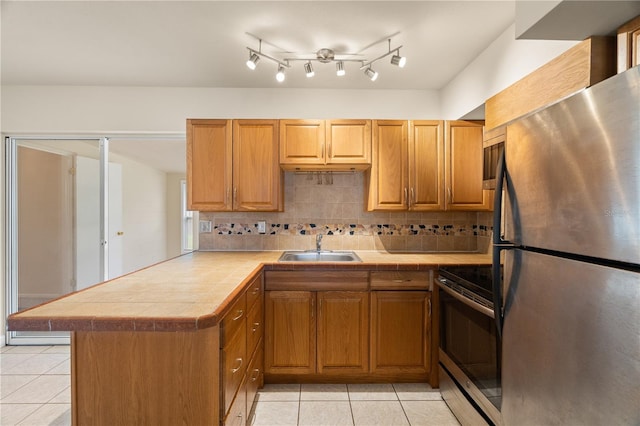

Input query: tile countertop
[7,250,492,333]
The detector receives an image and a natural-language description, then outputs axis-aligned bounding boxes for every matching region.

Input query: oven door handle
[437,277,495,319]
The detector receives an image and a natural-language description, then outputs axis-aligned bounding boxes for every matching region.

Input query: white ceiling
[1,1,517,90]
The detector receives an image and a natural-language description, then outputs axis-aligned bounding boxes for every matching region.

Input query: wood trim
[618,15,640,72]
[265,270,369,291]
[485,36,615,130]
[370,271,431,290]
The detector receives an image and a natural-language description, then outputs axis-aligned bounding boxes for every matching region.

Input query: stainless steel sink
[278,250,362,262]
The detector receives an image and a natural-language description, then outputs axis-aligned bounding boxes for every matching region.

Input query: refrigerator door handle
[492,149,514,338]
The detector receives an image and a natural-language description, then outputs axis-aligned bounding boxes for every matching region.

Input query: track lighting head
[391,53,406,68]
[276,64,286,82]
[364,67,378,81]
[336,61,345,77]
[246,52,260,70]
[304,62,315,78]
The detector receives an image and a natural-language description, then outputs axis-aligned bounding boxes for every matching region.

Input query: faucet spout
[316,234,323,252]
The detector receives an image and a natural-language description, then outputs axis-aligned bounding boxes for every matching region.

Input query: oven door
[439,282,502,426]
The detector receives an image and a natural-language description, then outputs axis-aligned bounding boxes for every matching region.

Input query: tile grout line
[393,383,413,426]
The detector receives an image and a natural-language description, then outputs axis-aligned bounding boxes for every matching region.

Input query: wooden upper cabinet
[368,120,409,210]
[326,119,372,165]
[368,120,446,211]
[445,121,492,211]
[279,119,325,165]
[280,119,371,169]
[233,120,282,211]
[409,121,445,211]
[317,291,369,374]
[187,119,282,212]
[618,15,640,73]
[186,119,233,211]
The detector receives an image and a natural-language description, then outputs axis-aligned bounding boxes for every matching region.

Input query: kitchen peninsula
[8,250,491,425]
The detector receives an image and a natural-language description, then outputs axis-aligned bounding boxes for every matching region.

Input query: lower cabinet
[264,270,433,383]
[221,273,264,425]
[370,291,431,375]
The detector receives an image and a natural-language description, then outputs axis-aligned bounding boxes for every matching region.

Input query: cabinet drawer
[223,375,247,426]
[246,346,264,423]
[222,323,246,415]
[370,271,432,290]
[246,273,263,312]
[265,270,369,291]
[222,292,247,346]
[247,299,263,358]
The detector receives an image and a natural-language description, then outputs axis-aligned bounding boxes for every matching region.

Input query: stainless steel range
[437,265,501,426]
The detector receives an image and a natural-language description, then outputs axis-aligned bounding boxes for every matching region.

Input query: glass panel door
[7,138,103,345]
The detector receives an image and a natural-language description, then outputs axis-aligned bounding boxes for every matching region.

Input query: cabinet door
[265,291,316,374]
[317,291,369,374]
[326,119,372,165]
[370,291,431,375]
[279,119,325,165]
[409,120,445,211]
[233,120,282,211]
[367,120,408,211]
[186,119,232,211]
[617,15,640,73]
[445,121,492,211]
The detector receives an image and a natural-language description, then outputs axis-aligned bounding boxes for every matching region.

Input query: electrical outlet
[257,220,266,234]
[199,220,212,233]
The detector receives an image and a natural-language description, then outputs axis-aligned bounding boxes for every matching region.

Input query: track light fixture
[391,52,407,68]
[246,52,260,70]
[364,67,378,81]
[245,35,406,83]
[304,61,315,78]
[276,64,286,82]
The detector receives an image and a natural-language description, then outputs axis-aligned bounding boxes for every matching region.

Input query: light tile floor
[1,345,461,426]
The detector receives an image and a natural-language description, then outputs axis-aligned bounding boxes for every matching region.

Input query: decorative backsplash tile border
[214,223,492,237]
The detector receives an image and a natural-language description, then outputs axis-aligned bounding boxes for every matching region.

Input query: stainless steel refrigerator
[493,65,640,425]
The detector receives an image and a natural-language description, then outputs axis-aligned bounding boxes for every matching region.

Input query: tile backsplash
[199,172,493,253]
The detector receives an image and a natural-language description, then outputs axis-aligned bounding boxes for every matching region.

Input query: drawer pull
[252,322,261,332]
[393,279,412,283]
[231,357,243,373]
[251,368,260,381]
[232,310,244,321]
[251,286,260,295]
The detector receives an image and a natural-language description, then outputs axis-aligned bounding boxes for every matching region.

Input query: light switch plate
[199,220,212,233]
[257,220,266,234]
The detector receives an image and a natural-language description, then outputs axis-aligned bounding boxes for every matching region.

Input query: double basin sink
[278,250,362,262]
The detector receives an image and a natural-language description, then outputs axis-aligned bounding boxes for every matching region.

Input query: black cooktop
[438,265,498,302]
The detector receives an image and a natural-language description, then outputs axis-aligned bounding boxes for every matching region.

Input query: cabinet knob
[252,322,260,332]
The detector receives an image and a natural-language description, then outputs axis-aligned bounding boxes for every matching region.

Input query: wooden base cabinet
[317,291,369,374]
[264,290,316,375]
[370,291,432,376]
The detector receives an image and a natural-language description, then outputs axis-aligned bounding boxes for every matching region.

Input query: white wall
[166,173,186,259]
[440,24,578,119]
[1,87,441,135]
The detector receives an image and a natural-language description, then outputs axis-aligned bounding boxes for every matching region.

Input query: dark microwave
[483,126,505,190]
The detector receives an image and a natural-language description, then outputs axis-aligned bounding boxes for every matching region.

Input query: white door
[75,157,123,290]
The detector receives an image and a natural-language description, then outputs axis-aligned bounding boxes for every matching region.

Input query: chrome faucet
[316,234,323,252]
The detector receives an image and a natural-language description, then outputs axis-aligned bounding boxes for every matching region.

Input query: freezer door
[504,67,640,264]
[501,249,640,426]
